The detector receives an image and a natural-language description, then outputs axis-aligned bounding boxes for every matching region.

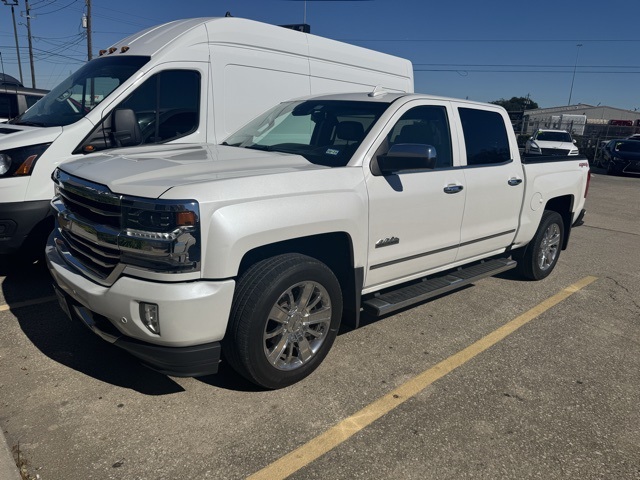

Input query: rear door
[454,105,524,262]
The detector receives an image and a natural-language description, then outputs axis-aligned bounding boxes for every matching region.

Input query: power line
[91,4,162,23]
[33,0,79,15]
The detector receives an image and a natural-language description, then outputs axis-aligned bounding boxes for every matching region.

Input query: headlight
[0,143,51,177]
[119,198,200,272]
[530,141,540,151]
[0,154,10,175]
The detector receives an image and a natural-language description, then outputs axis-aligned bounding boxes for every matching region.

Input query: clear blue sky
[1,0,639,111]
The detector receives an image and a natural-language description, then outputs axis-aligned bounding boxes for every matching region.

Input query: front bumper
[46,233,236,377]
[0,200,52,254]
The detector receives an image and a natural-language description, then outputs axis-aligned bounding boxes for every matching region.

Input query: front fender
[200,191,368,279]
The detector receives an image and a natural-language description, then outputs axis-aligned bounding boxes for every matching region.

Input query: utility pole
[567,43,582,106]
[85,0,92,60]
[2,0,23,85]
[24,0,36,88]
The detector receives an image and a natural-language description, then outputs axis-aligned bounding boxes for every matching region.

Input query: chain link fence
[511,115,640,163]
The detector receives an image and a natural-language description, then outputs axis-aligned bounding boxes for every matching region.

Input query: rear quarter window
[459,107,510,166]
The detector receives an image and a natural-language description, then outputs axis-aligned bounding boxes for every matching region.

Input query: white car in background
[525,129,579,156]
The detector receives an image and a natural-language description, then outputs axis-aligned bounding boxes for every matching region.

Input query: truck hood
[0,124,63,149]
[58,144,329,198]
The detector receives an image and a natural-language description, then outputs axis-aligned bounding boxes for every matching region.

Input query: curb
[0,429,20,480]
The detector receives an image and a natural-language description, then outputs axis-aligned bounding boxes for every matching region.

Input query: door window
[118,70,200,143]
[458,108,510,165]
[76,70,200,153]
[384,105,452,168]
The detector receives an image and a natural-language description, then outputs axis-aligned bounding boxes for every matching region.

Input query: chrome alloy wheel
[263,281,332,371]
[537,222,561,271]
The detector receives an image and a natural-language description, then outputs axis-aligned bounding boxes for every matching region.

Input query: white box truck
[0,17,413,255]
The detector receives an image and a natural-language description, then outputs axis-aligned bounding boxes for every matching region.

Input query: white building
[523,104,640,135]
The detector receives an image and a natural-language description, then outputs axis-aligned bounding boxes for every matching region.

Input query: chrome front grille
[56,185,120,228]
[51,169,201,283]
[59,229,119,277]
[52,170,123,282]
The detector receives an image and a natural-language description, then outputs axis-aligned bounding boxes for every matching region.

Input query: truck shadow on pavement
[1,255,267,393]
[1,256,186,395]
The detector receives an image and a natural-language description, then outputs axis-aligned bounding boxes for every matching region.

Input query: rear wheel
[514,210,564,280]
[224,253,343,389]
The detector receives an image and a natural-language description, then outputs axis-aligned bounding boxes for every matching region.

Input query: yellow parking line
[0,295,57,313]
[248,276,598,480]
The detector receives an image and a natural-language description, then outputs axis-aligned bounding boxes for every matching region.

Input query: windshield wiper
[244,145,273,151]
[13,120,48,127]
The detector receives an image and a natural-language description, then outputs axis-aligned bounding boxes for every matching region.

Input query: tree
[490,96,539,112]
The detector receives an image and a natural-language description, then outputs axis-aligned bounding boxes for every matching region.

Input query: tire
[514,210,564,281]
[224,253,343,389]
[606,160,619,176]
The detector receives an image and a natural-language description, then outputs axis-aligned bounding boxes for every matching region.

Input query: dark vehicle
[598,139,640,175]
[0,85,48,122]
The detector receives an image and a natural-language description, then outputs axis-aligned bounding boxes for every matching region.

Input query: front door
[364,101,466,290]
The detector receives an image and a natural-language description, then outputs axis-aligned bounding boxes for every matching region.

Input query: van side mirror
[373,144,437,176]
[111,109,142,147]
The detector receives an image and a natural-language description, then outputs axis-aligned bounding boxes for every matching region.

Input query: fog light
[139,302,160,335]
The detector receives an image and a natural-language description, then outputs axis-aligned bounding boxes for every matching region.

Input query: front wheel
[224,253,343,389]
[514,210,564,280]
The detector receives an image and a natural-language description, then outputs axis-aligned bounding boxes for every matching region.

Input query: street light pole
[568,43,582,106]
[2,0,23,85]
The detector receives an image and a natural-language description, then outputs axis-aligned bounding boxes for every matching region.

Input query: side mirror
[111,109,142,147]
[373,144,437,176]
[573,139,577,144]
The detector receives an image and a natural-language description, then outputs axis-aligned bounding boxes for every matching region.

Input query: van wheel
[224,254,342,389]
[514,210,564,281]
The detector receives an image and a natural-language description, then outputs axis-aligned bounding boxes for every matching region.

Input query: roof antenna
[225,11,233,17]
[368,85,387,98]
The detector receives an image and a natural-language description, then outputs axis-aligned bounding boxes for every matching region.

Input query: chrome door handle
[508,177,523,186]
[444,184,464,194]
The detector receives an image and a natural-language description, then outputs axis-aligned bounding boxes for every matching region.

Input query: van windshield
[223,100,390,167]
[11,56,150,127]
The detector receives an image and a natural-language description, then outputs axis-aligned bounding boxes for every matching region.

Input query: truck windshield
[223,100,390,167]
[11,56,150,127]
[536,131,572,142]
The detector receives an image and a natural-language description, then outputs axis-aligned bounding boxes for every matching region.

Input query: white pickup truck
[46,91,590,389]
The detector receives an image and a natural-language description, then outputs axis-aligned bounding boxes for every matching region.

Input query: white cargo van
[0,17,413,255]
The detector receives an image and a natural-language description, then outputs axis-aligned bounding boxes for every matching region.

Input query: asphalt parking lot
[1,170,638,480]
